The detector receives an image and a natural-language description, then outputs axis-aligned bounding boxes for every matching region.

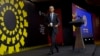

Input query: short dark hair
[49,6,54,8]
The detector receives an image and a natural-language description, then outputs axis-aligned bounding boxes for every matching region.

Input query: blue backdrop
[76,8,93,38]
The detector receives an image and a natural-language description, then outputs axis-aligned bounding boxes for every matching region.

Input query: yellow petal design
[15,43,20,52]
[9,6,12,10]
[24,19,28,27]
[0,44,7,55]
[1,34,6,41]
[20,16,23,21]
[14,12,17,15]
[20,36,25,46]
[6,30,9,34]
[16,24,19,28]
[0,30,2,34]
[12,8,15,12]
[16,16,19,20]
[19,1,24,9]
[3,27,6,31]
[16,34,19,40]
[20,23,23,28]
[0,0,4,5]
[3,8,6,12]
[15,28,17,32]
[19,29,22,35]
[13,31,15,35]
[0,17,3,21]
[22,10,27,17]
[10,31,13,35]
[5,0,9,3]
[14,3,18,9]
[18,9,21,15]
[23,28,27,37]
[12,37,16,44]
[0,0,28,55]
[6,6,9,10]
[1,22,4,26]
[10,0,14,5]
[7,38,11,44]
[1,11,4,16]
[8,46,14,54]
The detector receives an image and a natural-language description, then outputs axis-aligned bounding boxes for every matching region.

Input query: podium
[70,19,85,50]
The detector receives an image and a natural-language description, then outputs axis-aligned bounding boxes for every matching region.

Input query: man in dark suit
[47,6,60,55]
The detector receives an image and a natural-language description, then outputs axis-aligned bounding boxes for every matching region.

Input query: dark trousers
[49,27,59,53]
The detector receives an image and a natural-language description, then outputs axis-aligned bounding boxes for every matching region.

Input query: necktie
[50,13,53,22]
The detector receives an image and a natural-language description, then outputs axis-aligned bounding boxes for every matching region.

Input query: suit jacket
[47,13,60,33]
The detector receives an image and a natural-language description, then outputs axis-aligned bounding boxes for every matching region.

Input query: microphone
[39,11,46,16]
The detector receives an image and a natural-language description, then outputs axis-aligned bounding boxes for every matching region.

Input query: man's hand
[55,25,58,28]
[48,24,50,27]
[48,23,53,27]
[48,24,53,27]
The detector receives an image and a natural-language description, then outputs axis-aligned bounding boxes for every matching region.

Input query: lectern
[70,18,85,51]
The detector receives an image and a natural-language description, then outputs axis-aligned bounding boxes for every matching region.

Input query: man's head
[49,6,55,13]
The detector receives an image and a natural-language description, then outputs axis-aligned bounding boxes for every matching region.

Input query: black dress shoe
[48,52,54,55]
[56,49,59,53]
[56,50,59,53]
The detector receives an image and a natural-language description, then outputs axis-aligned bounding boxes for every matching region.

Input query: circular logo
[0,0,28,55]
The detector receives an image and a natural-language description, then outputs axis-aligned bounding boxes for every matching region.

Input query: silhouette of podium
[70,18,85,50]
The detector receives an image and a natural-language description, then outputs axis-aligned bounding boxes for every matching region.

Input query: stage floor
[6,44,96,56]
